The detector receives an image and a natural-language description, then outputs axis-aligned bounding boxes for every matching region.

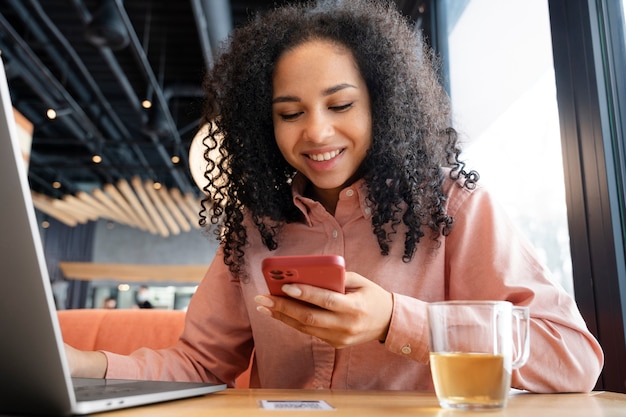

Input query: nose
[302,110,334,143]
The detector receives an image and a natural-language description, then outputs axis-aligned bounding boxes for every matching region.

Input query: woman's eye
[330,103,353,112]
[280,112,302,121]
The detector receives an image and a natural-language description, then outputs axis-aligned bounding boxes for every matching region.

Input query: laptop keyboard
[75,381,138,400]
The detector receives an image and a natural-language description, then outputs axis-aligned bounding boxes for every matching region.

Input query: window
[436,0,573,294]
[434,0,626,392]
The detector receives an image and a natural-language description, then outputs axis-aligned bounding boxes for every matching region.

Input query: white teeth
[309,149,340,161]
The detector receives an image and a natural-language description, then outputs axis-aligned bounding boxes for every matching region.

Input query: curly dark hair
[199,0,477,278]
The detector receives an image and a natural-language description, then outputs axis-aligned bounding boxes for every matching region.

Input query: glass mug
[427,301,530,410]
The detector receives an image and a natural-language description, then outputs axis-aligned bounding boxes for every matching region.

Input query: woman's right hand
[64,343,108,378]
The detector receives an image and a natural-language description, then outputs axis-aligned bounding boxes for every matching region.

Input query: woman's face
[272,40,372,201]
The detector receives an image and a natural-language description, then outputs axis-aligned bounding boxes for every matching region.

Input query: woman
[68,0,603,391]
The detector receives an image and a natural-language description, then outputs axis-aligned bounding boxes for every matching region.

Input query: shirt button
[346,189,354,197]
[401,344,412,355]
[332,230,338,239]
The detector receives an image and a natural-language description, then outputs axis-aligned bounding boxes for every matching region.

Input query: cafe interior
[1,0,625,396]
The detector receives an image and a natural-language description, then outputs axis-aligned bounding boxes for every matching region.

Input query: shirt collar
[290,173,372,226]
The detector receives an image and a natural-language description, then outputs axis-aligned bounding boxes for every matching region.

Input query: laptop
[0,56,226,416]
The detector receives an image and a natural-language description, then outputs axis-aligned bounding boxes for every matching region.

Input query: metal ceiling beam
[0,16,102,149]
[190,0,214,70]
[2,0,198,194]
[190,0,233,70]
[110,0,193,191]
[4,0,155,183]
[14,0,134,145]
[201,0,232,52]
[0,17,129,189]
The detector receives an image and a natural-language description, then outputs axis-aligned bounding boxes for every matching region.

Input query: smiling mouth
[308,149,343,161]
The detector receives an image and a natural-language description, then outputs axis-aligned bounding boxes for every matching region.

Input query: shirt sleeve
[384,182,604,393]
[450,185,603,392]
[104,247,254,386]
[383,293,431,363]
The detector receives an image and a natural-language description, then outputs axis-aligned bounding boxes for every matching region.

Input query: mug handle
[512,306,530,369]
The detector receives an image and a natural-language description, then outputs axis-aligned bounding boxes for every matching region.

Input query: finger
[281,283,344,312]
[271,307,344,346]
[255,293,365,348]
[259,293,340,334]
[343,271,363,288]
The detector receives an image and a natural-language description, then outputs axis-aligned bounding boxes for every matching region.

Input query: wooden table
[92,389,626,417]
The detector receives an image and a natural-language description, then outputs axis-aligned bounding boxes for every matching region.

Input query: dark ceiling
[0,0,429,199]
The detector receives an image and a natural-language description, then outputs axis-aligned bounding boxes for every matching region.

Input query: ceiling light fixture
[189,122,226,195]
[46,107,72,120]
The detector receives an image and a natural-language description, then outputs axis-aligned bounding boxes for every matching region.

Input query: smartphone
[261,255,346,296]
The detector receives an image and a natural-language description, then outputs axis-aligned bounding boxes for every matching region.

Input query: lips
[308,149,342,161]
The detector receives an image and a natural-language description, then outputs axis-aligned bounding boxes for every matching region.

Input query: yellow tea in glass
[429,352,509,408]
[427,301,529,410]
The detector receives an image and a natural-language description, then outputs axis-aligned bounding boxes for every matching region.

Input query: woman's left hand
[254,272,393,348]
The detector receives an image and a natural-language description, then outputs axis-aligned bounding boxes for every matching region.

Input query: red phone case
[262,255,346,296]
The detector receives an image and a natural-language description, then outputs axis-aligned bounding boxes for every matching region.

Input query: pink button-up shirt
[105,173,603,392]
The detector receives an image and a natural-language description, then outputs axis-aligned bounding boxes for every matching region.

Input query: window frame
[548,0,626,391]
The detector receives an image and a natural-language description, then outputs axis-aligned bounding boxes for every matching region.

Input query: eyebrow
[272,83,358,104]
